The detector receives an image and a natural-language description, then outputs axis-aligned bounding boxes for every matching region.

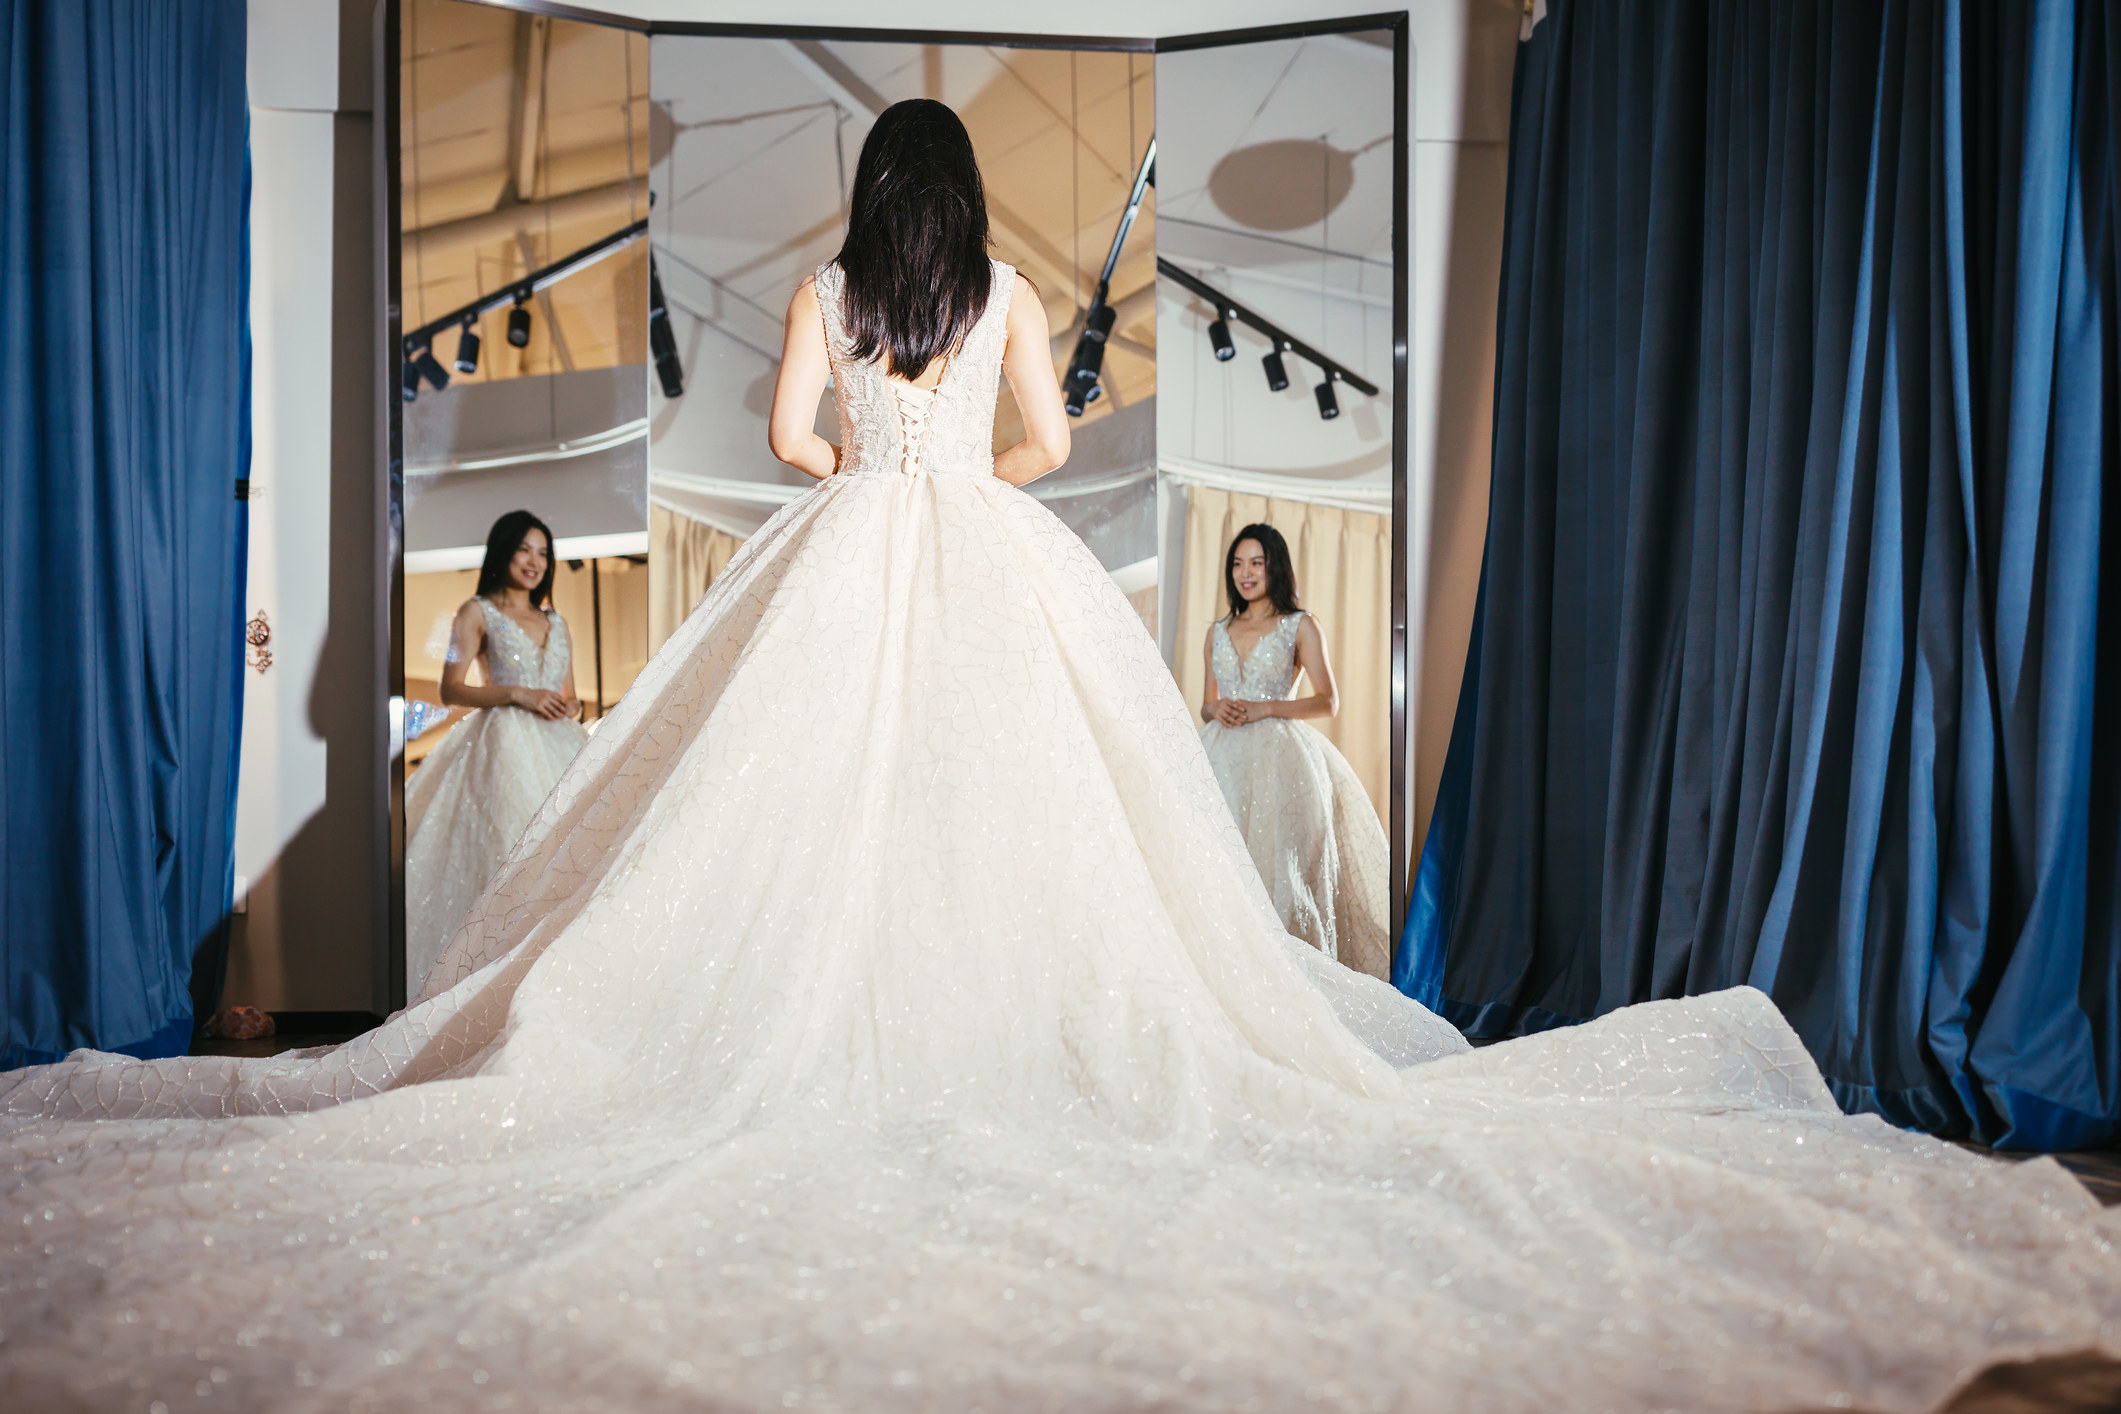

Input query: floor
[199,1024,2121,1413]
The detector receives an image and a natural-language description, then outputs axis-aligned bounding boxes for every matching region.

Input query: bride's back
[768,96,1067,489]
[814,257,1016,481]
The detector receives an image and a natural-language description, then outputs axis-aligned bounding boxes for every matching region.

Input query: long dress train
[1,259,2116,1413]
[1200,610,1394,978]
[403,598,587,991]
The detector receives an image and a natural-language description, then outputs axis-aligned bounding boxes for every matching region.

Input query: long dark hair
[833,98,992,379]
[1225,523,1300,618]
[476,509,556,609]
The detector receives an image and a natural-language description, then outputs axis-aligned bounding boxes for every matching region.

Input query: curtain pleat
[0,0,249,1068]
[1401,0,2120,1149]
[648,505,744,657]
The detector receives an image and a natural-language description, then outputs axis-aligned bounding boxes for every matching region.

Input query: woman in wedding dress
[2,98,2116,1414]
[1200,523,1393,979]
[403,510,586,990]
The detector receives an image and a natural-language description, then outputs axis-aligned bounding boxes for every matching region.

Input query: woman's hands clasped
[510,686,580,721]
[1213,698,1265,728]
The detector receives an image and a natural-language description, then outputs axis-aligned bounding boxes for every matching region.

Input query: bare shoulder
[789,274,819,309]
[1005,273,1047,332]
[1295,612,1328,647]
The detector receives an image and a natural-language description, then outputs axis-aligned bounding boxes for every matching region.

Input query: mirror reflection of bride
[403,510,586,991]
[1199,523,1392,978]
[3,99,2115,1414]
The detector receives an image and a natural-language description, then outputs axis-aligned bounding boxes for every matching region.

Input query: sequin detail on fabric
[2,261,2119,1413]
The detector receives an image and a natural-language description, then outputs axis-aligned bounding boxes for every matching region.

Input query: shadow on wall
[220,417,384,1016]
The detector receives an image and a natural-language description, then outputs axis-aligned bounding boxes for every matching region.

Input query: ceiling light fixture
[1315,373,1340,421]
[648,257,684,399]
[1064,136,1156,417]
[453,316,481,375]
[1207,315,1236,362]
[1262,346,1289,392]
[1156,258,1378,425]
[410,345,451,396]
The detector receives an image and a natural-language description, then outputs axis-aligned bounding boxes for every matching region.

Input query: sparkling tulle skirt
[404,703,587,994]
[2,468,2118,1413]
[1200,716,1393,979]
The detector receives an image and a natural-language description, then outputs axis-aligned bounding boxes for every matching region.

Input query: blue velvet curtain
[0,0,249,1069]
[1400,0,2121,1150]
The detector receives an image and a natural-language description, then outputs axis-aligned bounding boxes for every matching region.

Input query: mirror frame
[378,0,1411,1011]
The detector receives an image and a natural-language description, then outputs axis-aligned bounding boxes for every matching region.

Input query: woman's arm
[1202,624,1247,726]
[438,600,571,719]
[557,621,584,721]
[767,277,840,481]
[994,276,1070,487]
[1248,615,1339,722]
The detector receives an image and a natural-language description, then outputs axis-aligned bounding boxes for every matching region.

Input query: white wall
[229,0,383,1015]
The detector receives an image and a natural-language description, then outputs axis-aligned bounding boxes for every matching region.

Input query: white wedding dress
[1200,611,1394,978]
[404,598,588,992]
[3,259,2117,1414]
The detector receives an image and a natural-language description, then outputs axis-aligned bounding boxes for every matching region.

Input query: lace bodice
[815,258,1016,481]
[1213,612,1307,701]
[477,598,569,691]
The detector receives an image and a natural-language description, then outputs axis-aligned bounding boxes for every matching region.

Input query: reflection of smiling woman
[403,510,589,993]
[1200,523,1393,978]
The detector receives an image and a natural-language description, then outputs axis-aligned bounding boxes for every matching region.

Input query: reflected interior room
[5,1,2121,1412]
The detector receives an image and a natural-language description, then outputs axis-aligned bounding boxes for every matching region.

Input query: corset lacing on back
[814,258,1014,481]
[891,379,939,477]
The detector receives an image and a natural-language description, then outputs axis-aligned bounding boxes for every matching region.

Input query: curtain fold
[1174,483,1392,823]
[648,504,744,657]
[0,0,249,1068]
[1401,0,2120,1148]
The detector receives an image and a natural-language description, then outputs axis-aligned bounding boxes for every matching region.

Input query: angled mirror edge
[377,4,1173,1011]
[1152,17,1413,930]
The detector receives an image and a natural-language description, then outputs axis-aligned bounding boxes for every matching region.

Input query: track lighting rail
[401,215,649,358]
[1155,257,1380,398]
[1063,136,1157,416]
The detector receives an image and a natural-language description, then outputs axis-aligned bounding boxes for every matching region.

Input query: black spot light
[411,344,451,394]
[507,300,532,348]
[1207,314,1235,361]
[1262,347,1289,392]
[648,256,685,400]
[1315,374,1340,421]
[1063,300,1116,417]
[453,317,481,375]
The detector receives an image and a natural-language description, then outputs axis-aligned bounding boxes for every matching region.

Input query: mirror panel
[1155,29,1401,977]
[396,0,653,999]
[644,37,1156,640]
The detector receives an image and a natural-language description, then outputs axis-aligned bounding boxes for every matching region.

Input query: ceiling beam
[509,14,553,202]
[772,38,1085,302]
[408,179,638,263]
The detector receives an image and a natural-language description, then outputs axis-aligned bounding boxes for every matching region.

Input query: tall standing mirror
[1154,23,1405,979]
[382,6,1404,1011]
[643,36,1157,647]
[394,0,653,1000]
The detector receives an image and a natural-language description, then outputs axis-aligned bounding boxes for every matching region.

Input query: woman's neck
[491,587,535,613]
[1235,600,1280,622]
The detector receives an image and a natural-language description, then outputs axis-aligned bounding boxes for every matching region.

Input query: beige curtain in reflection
[1174,485,1391,824]
[649,505,745,656]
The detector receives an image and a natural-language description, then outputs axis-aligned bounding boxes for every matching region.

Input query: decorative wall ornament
[246,609,272,674]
